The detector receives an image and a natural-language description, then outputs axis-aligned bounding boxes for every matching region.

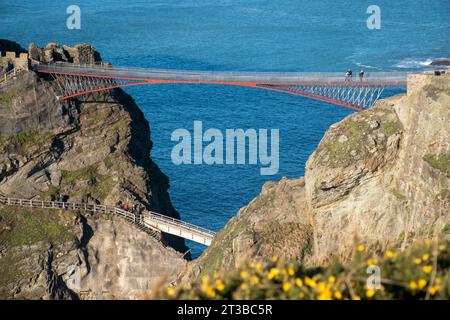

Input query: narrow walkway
[0,197,215,246]
[34,63,408,110]
[0,68,21,87]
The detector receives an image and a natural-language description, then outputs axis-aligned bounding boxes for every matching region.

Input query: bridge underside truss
[50,74,389,111]
[51,74,151,100]
[257,84,385,110]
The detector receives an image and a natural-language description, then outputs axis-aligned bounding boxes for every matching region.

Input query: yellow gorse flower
[317,290,332,300]
[367,259,378,266]
[422,265,433,274]
[414,258,422,264]
[304,277,317,288]
[316,282,326,293]
[282,281,292,292]
[366,289,375,298]
[409,281,418,290]
[268,268,280,280]
[215,280,225,292]
[240,271,249,279]
[250,276,260,286]
[287,267,295,276]
[428,286,437,295]
[200,276,216,298]
[357,245,365,252]
[166,287,175,297]
[386,250,397,258]
[295,278,303,287]
[417,279,427,289]
[205,287,216,297]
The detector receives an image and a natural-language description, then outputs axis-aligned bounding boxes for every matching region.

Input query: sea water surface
[1,0,449,257]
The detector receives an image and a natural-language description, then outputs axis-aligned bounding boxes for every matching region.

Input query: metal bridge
[0,196,215,246]
[34,63,408,110]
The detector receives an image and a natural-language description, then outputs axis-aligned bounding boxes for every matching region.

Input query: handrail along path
[0,196,215,246]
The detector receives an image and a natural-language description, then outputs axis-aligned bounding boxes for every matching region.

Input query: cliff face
[186,73,450,278]
[0,42,187,299]
[0,207,186,300]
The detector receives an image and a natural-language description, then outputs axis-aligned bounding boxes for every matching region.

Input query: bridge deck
[33,62,409,110]
[35,63,408,85]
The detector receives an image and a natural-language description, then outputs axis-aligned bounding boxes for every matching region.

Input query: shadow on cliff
[110,88,191,257]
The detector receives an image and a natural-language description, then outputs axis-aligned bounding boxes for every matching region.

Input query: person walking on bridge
[345,69,353,82]
[359,70,365,82]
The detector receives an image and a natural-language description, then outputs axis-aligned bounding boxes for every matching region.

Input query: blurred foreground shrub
[165,239,450,300]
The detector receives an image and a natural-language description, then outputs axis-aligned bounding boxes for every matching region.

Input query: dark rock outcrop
[28,43,102,64]
[431,59,450,66]
[0,39,26,53]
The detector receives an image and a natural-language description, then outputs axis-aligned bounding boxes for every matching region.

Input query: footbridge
[0,196,215,246]
[34,63,408,111]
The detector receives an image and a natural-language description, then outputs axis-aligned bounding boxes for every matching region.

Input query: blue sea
[1,0,449,257]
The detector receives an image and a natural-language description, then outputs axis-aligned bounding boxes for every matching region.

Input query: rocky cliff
[0,42,187,299]
[431,59,450,67]
[186,72,450,279]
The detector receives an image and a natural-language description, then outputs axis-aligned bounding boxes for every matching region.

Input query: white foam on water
[354,62,382,70]
[394,58,434,69]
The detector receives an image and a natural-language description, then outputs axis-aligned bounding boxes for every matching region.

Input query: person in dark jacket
[359,70,365,82]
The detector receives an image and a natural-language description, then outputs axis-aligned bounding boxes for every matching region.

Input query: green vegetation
[0,207,75,248]
[81,107,109,124]
[38,185,63,202]
[0,129,53,154]
[199,219,246,277]
[322,119,370,165]
[442,224,450,235]
[201,246,226,278]
[62,166,98,186]
[253,222,313,266]
[250,193,273,211]
[0,83,26,111]
[320,107,401,167]
[437,189,450,202]
[103,156,113,169]
[0,207,77,288]
[423,154,450,177]
[380,121,400,136]
[0,251,29,289]
[60,165,115,199]
[112,119,129,131]
[164,240,450,300]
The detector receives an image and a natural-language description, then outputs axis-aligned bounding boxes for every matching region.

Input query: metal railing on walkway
[0,196,215,246]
